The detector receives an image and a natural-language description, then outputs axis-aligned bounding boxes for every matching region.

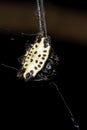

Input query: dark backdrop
[0,0,86,129]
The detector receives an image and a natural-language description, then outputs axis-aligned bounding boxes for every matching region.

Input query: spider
[17,33,58,81]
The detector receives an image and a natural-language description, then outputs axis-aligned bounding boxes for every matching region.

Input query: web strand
[36,0,47,37]
[50,82,80,130]
[1,63,19,71]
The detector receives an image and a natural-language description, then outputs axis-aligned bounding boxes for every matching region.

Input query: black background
[0,0,86,129]
[0,0,87,9]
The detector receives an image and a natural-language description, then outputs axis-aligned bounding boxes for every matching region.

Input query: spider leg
[24,73,33,82]
[44,36,51,48]
[25,43,34,51]
[18,55,26,64]
[34,72,48,81]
